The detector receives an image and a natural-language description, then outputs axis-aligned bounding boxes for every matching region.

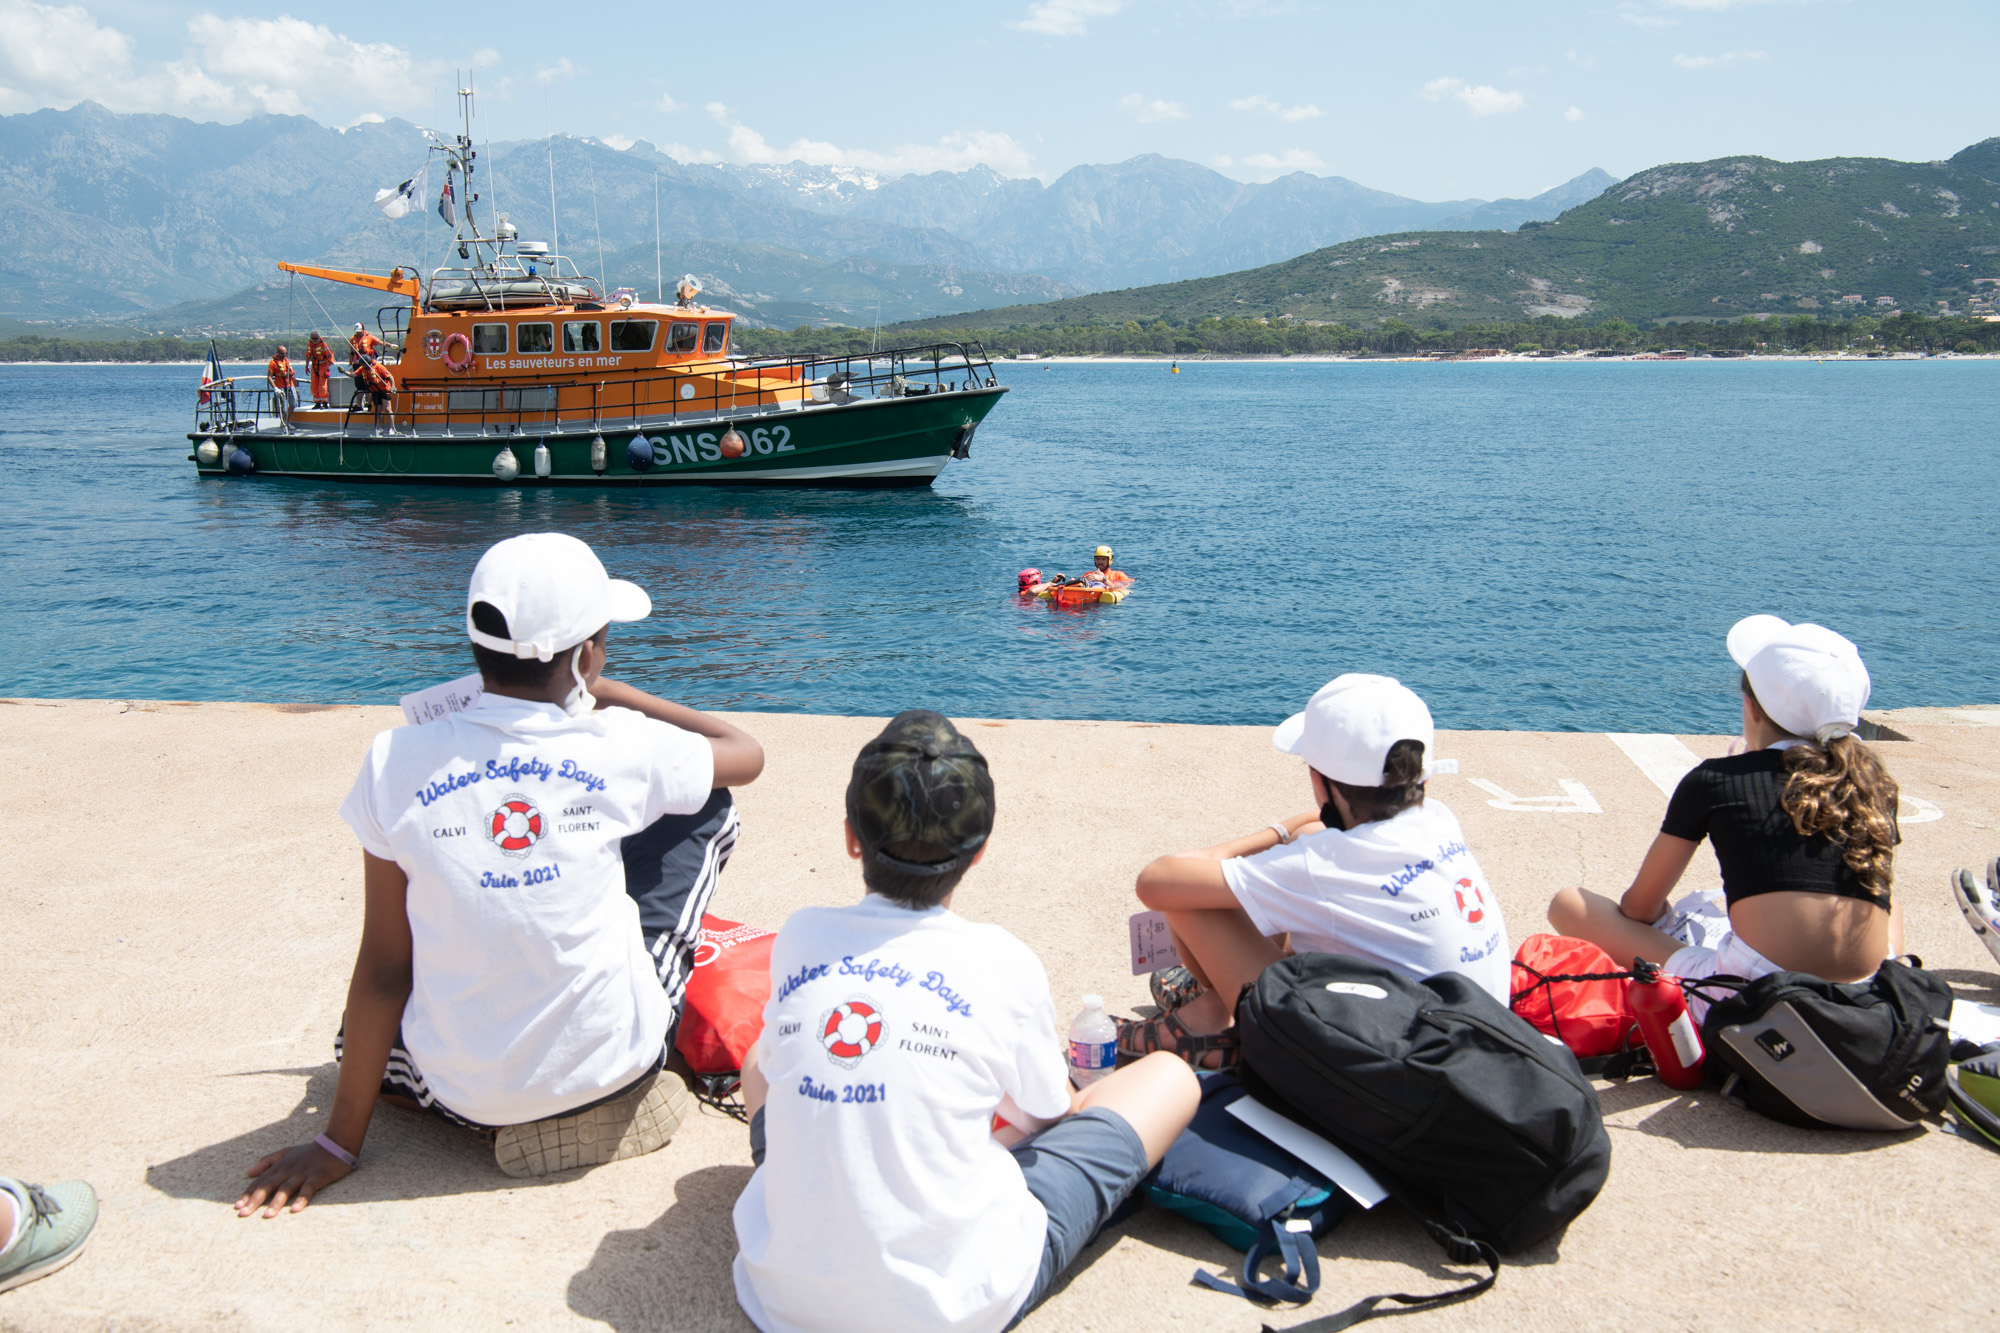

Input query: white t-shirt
[1222,801,1512,1003]
[732,895,1073,1333]
[339,693,714,1126]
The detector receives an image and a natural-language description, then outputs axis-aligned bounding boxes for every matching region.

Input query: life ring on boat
[442,331,473,373]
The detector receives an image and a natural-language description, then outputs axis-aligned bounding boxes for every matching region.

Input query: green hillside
[884,139,2000,331]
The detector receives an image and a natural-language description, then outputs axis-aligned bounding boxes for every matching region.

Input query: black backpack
[1696,957,1954,1131]
[1235,954,1612,1325]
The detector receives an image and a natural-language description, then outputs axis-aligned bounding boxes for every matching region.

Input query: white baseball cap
[1273,674,1435,787]
[465,533,651,661]
[1726,614,1871,743]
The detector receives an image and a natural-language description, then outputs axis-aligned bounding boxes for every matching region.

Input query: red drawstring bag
[674,914,776,1075]
[1510,933,1639,1059]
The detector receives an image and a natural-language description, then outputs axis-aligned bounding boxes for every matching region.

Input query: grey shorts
[744,1104,1149,1327]
[1006,1108,1151,1325]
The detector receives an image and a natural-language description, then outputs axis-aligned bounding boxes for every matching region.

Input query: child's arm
[591,677,766,787]
[236,852,413,1218]
[1617,834,1700,926]
[1135,811,1315,912]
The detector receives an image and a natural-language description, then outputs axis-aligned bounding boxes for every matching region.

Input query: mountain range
[891,138,2000,332]
[0,103,1607,333]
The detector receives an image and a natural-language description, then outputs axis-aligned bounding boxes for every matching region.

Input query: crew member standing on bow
[265,344,298,423]
[349,322,381,361]
[305,332,334,408]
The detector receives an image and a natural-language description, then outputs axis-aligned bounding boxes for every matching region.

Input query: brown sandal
[1116,1010,1240,1072]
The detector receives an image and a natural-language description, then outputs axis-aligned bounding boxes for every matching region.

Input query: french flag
[198,340,223,405]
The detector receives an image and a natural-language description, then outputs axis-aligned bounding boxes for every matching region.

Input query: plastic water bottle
[1068,995,1118,1088]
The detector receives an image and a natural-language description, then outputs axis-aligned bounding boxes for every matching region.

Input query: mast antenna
[654,168,662,304]
[546,91,560,272]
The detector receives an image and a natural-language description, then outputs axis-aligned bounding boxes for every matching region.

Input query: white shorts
[1665,930,1780,1025]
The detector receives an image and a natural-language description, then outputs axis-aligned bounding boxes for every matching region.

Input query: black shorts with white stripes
[336,789,740,1130]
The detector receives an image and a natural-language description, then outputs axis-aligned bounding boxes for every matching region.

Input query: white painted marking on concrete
[1467,777,1603,814]
[1606,733,1704,797]
[1430,758,1459,775]
[1903,795,1944,825]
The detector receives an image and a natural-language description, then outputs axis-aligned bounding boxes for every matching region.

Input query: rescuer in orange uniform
[305,332,334,407]
[266,344,298,423]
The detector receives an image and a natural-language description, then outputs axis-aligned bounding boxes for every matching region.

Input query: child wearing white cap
[236,533,766,1218]
[1548,615,1902,1017]
[1123,674,1509,1067]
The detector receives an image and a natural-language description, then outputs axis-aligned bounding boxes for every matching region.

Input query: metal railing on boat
[190,342,999,445]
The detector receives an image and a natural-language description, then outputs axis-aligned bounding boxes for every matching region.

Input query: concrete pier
[4,698,1999,1330]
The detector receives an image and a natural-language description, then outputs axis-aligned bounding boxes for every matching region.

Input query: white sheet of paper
[1951,999,2000,1047]
[1225,1095,1389,1209]
[400,674,484,727]
[1128,910,1182,975]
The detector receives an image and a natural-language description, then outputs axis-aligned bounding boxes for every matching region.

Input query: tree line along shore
[4,312,1997,365]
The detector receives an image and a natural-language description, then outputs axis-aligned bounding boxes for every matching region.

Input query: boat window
[563,321,600,353]
[609,319,656,352]
[471,323,508,355]
[517,323,554,354]
[703,321,728,354]
[669,322,699,353]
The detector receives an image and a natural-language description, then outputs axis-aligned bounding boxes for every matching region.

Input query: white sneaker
[492,1070,689,1178]
[1950,858,2000,968]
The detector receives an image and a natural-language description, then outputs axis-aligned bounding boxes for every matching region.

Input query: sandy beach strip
[4,698,1998,1330]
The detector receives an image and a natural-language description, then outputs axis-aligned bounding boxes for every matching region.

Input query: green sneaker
[493,1070,690,1178]
[0,1178,98,1294]
[1948,1050,2000,1151]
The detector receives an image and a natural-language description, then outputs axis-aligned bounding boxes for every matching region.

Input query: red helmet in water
[1017,568,1042,590]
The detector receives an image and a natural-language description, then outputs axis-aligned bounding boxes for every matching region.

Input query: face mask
[561,640,595,717]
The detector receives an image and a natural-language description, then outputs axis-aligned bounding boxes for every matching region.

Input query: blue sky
[2,0,1994,199]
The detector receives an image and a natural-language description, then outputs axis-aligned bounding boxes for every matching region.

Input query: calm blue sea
[1,358,1995,733]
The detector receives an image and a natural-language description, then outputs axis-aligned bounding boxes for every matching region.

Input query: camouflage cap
[846,709,995,876]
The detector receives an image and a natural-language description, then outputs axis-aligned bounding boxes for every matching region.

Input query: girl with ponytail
[1549,616,1901,1016]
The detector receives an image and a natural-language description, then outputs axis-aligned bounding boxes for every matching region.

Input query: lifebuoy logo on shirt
[819,996,888,1068]
[1453,878,1487,924]
[486,794,545,857]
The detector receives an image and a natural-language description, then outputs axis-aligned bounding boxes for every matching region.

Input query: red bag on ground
[674,914,776,1075]
[1510,933,1639,1059]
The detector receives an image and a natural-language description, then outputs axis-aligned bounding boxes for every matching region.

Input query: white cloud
[0,3,440,119]
[652,88,682,113]
[663,140,721,165]
[600,133,635,150]
[1673,50,1767,68]
[1229,93,1321,123]
[1617,3,1677,26]
[0,0,135,112]
[533,58,577,87]
[702,110,1035,177]
[1421,77,1526,117]
[1119,93,1186,123]
[1235,148,1327,180]
[182,15,422,116]
[1565,50,1596,69]
[470,47,502,70]
[1012,0,1123,36]
[1564,105,1585,122]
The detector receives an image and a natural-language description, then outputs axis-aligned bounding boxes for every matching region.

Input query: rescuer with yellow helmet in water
[1081,545,1130,588]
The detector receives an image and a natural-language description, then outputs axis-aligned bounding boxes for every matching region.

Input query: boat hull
[187,386,1006,488]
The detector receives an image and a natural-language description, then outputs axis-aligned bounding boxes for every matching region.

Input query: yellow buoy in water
[1170,360,1180,374]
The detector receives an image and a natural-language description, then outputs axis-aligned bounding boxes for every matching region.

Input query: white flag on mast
[374,178,418,219]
